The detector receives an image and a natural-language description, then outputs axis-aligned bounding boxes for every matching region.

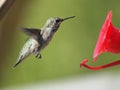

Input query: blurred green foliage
[1,0,120,88]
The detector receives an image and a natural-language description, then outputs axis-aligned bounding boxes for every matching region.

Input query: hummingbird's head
[44,16,75,32]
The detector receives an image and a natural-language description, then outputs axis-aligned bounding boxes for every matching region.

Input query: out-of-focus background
[1,0,120,90]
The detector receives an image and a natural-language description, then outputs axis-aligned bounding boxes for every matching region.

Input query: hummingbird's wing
[19,27,42,41]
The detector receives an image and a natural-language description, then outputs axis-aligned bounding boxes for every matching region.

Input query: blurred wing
[19,27,42,41]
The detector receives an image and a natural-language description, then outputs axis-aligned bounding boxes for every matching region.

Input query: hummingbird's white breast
[28,38,40,53]
[19,38,39,58]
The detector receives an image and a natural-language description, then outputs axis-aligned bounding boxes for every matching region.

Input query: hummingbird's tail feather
[13,55,25,68]
[13,60,22,68]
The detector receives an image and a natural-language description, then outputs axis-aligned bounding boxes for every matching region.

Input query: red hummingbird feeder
[80,11,120,70]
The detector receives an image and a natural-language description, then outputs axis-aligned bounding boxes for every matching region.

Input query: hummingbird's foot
[36,53,42,59]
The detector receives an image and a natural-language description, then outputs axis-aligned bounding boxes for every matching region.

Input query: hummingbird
[13,16,75,68]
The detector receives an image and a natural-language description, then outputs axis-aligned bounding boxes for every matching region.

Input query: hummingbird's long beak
[62,16,75,21]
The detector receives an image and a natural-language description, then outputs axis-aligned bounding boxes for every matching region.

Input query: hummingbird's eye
[56,19,60,23]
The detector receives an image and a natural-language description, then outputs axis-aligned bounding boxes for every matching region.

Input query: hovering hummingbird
[13,16,75,68]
